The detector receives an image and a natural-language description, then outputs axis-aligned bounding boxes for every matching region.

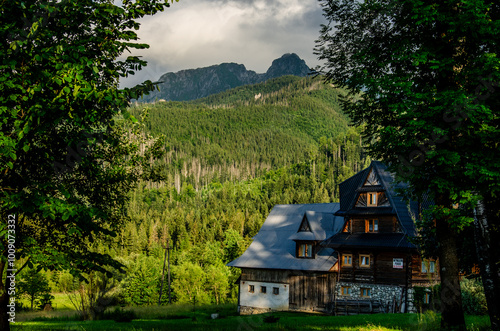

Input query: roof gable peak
[363,168,382,187]
[298,214,311,232]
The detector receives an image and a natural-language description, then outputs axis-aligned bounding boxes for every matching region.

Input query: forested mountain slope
[45,75,368,307]
[128,75,367,192]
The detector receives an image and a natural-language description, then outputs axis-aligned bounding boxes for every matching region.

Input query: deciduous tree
[315,0,499,329]
[0,0,172,329]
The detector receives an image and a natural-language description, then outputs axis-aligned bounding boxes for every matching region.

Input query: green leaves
[0,0,173,299]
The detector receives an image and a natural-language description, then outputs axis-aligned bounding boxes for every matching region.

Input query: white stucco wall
[239,280,289,310]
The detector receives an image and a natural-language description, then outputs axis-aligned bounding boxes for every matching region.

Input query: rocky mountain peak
[264,53,310,80]
[139,53,311,103]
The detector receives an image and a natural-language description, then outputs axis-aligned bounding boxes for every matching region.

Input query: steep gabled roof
[336,161,417,237]
[227,203,345,271]
[372,161,417,236]
[338,167,370,212]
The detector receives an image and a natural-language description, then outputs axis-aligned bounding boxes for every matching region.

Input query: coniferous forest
[28,75,370,309]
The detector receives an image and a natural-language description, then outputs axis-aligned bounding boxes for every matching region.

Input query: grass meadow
[11,296,491,331]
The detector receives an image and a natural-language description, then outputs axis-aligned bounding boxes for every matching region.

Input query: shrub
[461,278,487,315]
[412,285,440,313]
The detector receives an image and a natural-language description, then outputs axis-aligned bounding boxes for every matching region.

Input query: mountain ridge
[139,53,311,102]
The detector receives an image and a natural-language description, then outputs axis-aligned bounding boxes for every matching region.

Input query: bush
[461,278,487,315]
[412,285,440,313]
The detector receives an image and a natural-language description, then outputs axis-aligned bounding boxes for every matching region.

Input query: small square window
[422,260,436,273]
[298,243,313,258]
[341,286,351,296]
[273,287,279,295]
[361,288,371,297]
[248,285,254,293]
[261,286,266,294]
[342,254,352,267]
[360,254,370,267]
[365,219,379,233]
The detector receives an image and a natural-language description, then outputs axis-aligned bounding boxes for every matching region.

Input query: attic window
[297,243,313,258]
[367,192,377,206]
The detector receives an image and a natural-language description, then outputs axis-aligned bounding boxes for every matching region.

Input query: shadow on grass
[12,304,492,331]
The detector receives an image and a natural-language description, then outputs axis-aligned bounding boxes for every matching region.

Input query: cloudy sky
[120,0,327,87]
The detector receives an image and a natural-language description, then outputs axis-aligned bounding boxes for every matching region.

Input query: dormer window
[367,192,377,206]
[297,242,313,258]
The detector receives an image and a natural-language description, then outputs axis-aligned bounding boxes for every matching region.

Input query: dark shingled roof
[321,232,416,250]
[338,167,370,211]
[372,161,417,237]
[227,203,345,271]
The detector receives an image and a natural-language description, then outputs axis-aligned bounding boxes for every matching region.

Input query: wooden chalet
[228,161,439,315]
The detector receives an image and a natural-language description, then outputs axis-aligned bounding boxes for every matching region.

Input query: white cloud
[120,0,326,87]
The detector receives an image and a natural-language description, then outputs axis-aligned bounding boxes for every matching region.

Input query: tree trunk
[474,198,500,331]
[435,198,466,330]
[0,292,10,331]
[0,260,12,331]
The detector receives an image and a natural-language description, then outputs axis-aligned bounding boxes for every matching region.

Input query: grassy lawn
[12,304,491,331]
[18,292,75,312]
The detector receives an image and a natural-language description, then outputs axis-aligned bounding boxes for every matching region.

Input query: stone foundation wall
[407,288,416,313]
[336,282,407,312]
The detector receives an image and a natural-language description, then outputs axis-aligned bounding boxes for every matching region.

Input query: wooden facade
[229,162,440,315]
[338,251,411,285]
[240,268,337,312]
